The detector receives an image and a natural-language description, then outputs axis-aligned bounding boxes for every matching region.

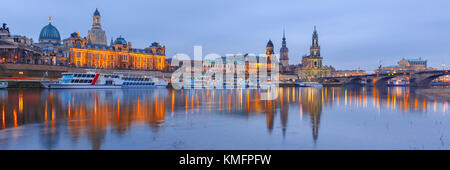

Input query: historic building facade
[296,26,334,80]
[87,8,107,46]
[279,30,289,70]
[63,8,166,71]
[0,23,42,64]
[376,58,435,74]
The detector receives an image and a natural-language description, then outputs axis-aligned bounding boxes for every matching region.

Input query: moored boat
[41,71,168,89]
[0,81,8,88]
[296,82,323,88]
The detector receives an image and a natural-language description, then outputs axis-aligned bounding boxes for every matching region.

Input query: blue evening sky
[1,0,449,71]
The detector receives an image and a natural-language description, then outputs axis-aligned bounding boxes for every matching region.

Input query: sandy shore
[416,88,450,101]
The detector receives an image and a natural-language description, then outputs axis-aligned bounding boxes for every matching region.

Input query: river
[0,87,448,149]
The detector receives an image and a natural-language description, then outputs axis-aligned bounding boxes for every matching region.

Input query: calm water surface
[0,87,448,149]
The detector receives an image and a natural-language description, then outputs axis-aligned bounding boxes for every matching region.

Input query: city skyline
[1,0,449,71]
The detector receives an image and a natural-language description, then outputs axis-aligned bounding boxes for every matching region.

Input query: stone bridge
[318,70,449,88]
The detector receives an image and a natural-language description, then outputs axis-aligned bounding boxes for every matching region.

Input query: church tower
[279,29,289,69]
[87,8,107,46]
[92,8,102,28]
[302,25,323,69]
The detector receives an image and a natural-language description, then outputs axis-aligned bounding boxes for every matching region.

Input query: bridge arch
[410,70,449,88]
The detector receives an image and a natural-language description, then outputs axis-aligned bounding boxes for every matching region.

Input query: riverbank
[416,87,450,101]
[0,64,171,78]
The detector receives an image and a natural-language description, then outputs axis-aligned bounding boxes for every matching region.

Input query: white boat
[296,82,323,88]
[0,81,8,88]
[154,77,169,88]
[224,76,245,89]
[41,71,167,89]
[192,76,208,89]
[387,79,409,86]
[120,72,167,88]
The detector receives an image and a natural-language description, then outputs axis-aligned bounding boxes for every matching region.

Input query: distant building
[266,39,275,73]
[377,58,435,74]
[0,23,42,64]
[87,8,107,46]
[62,8,166,71]
[296,26,334,80]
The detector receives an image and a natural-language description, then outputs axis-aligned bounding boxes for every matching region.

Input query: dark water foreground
[0,87,448,150]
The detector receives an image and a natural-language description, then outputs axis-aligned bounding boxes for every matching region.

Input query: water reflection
[0,87,448,149]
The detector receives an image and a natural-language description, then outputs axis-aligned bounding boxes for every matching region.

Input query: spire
[310,25,320,57]
[94,7,100,16]
[266,39,274,47]
[49,16,52,24]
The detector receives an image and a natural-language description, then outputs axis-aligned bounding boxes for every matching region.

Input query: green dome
[39,23,61,41]
[266,39,274,47]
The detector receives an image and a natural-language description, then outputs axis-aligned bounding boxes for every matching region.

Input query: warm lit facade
[64,33,165,70]
[377,58,435,74]
[34,16,66,65]
[62,8,166,71]
[279,30,289,70]
[0,23,42,64]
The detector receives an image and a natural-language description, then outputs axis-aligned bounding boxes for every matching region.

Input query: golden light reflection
[0,87,446,148]
[13,107,17,127]
[2,103,5,129]
[68,101,71,120]
[18,90,23,113]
